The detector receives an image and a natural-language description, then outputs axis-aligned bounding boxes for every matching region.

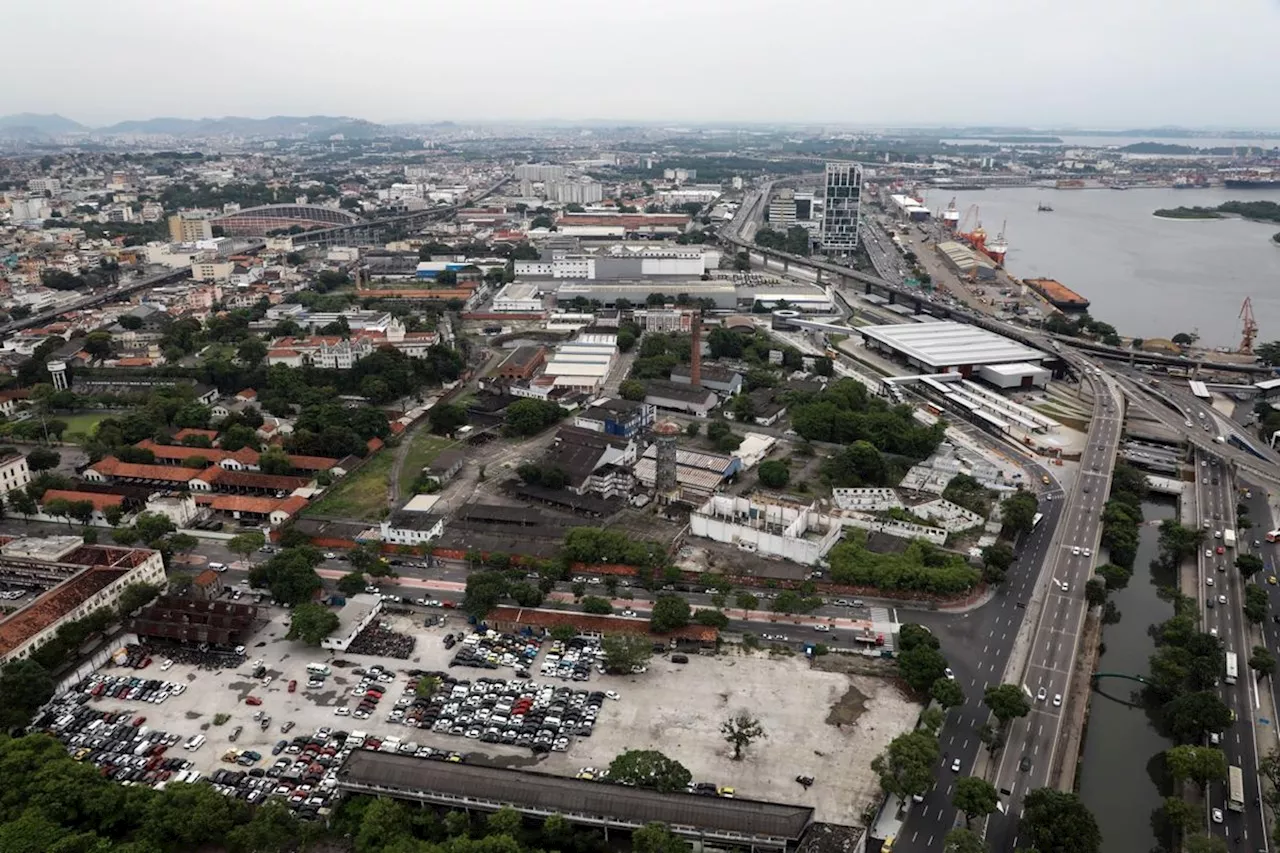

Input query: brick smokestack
[689,311,702,388]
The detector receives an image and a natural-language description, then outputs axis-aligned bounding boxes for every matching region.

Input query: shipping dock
[1022,277,1091,311]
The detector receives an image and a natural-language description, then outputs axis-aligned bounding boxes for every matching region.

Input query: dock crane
[1240,297,1258,355]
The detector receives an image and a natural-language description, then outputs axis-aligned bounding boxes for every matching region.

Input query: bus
[1267,529,1280,544]
[1225,652,1239,686]
[1228,765,1245,812]
[1032,513,1044,529]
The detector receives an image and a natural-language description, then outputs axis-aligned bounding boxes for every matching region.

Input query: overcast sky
[7,0,1280,128]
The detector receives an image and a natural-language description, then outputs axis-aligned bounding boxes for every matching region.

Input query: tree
[944,827,989,853]
[1185,837,1229,853]
[897,644,949,694]
[257,447,294,476]
[931,676,965,710]
[721,711,766,760]
[462,571,509,621]
[225,799,301,853]
[336,572,367,597]
[952,776,999,824]
[1084,578,1107,607]
[24,447,60,472]
[1251,645,1276,680]
[980,541,1014,584]
[503,398,566,436]
[607,750,692,793]
[1165,744,1227,792]
[168,572,194,596]
[287,602,341,645]
[1245,584,1269,623]
[632,822,690,853]
[236,337,268,367]
[227,532,266,561]
[83,330,114,361]
[117,582,162,618]
[619,379,646,401]
[650,594,691,633]
[757,459,789,489]
[1163,691,1233,743]
[898,623,940,652]
[735,591,759,614]
[1157,796,1198,848]
[1096,562,1132,590]
[7,490,37,525]
[977,722,1005,756]
[694,609,729,629]
[67,499,95,527]
[1237,552,1265,579]
[601,633,652,674]
[486,805,523,837]
[984,683,1031,726]
[0,659,54,729]
[871,730,941,799]
[168,532,199,554]
[103,504,125,527]
[1001,491,1040,537]
[1020,788,1101,853]
[581,595,612,615]
[266,562,323,606]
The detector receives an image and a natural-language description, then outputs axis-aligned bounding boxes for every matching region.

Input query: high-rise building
[514,164,566,182]
[768,188,797,229]
[168,213,212,243]
[547,179,603,205]
[820,161,862,255]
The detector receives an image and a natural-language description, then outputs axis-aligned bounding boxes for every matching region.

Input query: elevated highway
[0,266,196,337]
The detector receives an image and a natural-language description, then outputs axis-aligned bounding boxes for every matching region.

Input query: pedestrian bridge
[1091,672,1149,686]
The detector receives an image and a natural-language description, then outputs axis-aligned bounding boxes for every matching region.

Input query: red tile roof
[193,569,219,587]
[88,458,196,483]
[41,489,125,512]
[209,495,284,515]
[0,568,129,657]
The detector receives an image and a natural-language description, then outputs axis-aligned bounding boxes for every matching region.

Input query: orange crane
[1240,297,1259,354]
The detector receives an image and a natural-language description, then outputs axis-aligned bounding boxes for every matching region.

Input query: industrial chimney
[689,311,702,388]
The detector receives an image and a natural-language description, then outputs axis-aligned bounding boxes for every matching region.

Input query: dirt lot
[84,611,916,824]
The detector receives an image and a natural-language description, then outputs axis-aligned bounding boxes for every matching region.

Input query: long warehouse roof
[859,321,1045,368]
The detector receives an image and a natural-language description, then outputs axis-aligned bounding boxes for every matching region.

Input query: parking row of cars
[449,629,543,672]
[538,637,604,682]
[76,674,188,704]
[407,673,614,752]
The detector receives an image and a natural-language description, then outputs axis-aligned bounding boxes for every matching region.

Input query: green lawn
[398,432,457,495]
[59,412,110,444]
[303,451,396,521]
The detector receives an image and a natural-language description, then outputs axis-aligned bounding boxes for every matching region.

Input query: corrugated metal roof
[338,751,812,840]
[859,321,1044,368]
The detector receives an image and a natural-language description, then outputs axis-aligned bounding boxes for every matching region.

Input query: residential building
[546,179,603,205]
[422,449,466,486]
[0,453,31,496]
[514,164,566,182]
[0,536,167,665]
[380,511,445,546]
[0,389,31,418]
[768,188,797,229]
[820,161,862,255]
[169,213,213,243]
[192,259,234,282]
[190,569,223,601]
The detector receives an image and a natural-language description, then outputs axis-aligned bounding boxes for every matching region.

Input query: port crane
[1240,297,1258,355]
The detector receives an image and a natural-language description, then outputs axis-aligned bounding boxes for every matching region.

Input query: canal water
[919,186,1280,348]
[1077,499,1178,853]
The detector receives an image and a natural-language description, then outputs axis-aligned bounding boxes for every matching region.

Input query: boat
[1037,201,1054,212]
[942,198,960,231]
[1225,177,1280,189]
[984,222,1008,267]
[1023,277,1090,311]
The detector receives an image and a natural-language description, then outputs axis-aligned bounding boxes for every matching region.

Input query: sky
[6,0,1280,128]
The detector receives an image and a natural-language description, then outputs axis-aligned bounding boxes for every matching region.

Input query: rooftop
[337,751,809,841]
[385,511,444,532]
[644,381,718,405]
[0,567,128,657]
[858,321,1045,369]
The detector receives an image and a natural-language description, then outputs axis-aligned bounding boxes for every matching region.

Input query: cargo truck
[1224,529,1236,548]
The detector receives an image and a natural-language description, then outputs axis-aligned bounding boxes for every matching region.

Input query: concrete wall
[833,513,949,546]
[690,496,842,565]
[913,498,984,532]
[832,488,903,512]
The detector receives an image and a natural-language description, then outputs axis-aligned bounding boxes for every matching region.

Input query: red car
[288,680,297,693]
[245,696,263,706]
[1216,546,1225,555]
[132,716,146,727]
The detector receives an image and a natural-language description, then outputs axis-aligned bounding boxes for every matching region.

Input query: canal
[1077,499,1178,853]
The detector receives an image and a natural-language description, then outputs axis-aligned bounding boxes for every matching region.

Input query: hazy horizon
[6,0,1280,127]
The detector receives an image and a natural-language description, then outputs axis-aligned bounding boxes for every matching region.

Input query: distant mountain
[95,115,385,138]
[0,113,87,134]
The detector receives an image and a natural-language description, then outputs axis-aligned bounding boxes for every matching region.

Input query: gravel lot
[81,609,916,824]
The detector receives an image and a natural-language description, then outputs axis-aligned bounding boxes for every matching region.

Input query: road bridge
[0,266,196,337]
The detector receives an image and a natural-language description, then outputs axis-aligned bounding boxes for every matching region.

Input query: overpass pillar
[815,268,823,285]
[912,298,922,315]
[782,258,789,272]
[864,281,871,296]
[888,291,896,305]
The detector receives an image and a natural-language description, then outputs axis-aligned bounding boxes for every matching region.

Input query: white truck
[1224,529,1236,549]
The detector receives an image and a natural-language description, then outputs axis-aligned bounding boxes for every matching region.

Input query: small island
[1156,200,1280,230]
[1273,232,1280,245]
[1154,206,1223,219]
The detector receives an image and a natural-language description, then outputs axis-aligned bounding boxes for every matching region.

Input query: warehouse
[554,282,737,310]
[934,241,997,280]
[977,362,1052,389]
[542,341,618,392]
[858,321,1046,376]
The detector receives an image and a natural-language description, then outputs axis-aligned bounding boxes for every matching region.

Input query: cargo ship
[985,223,1009,266]
[1225,172,1280,189]
[1023,277,1090,311]
[942,198,960,231]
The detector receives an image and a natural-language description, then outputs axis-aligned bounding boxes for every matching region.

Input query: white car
[160,659,174,671]
[1206,577,1214,587]
[334,707,350,716]
[1212,807,1224,824]
[1210,628,1219,637]
[1082,548,1092,558]
[950,758,961,772]
[814,624,831,632]
[945,668,955,680]
[605,691,620,700]
[262,676,273,687]
[1218,595,1227,605]
[1205,549,1213,558]
[209,562,226,572]
[1036,687,1047,702]
[1053,694,1062,707]
[1072,546,1081,556]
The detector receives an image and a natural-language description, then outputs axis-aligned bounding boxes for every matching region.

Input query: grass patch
[398,431,457,495]
[58,412,110,444]
[304,451,396,521]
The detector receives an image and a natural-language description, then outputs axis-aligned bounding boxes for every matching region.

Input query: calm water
[1077,502,1177,853]
[915,186,1280,347]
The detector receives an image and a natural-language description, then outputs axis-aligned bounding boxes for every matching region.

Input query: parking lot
[41,608,914,825]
